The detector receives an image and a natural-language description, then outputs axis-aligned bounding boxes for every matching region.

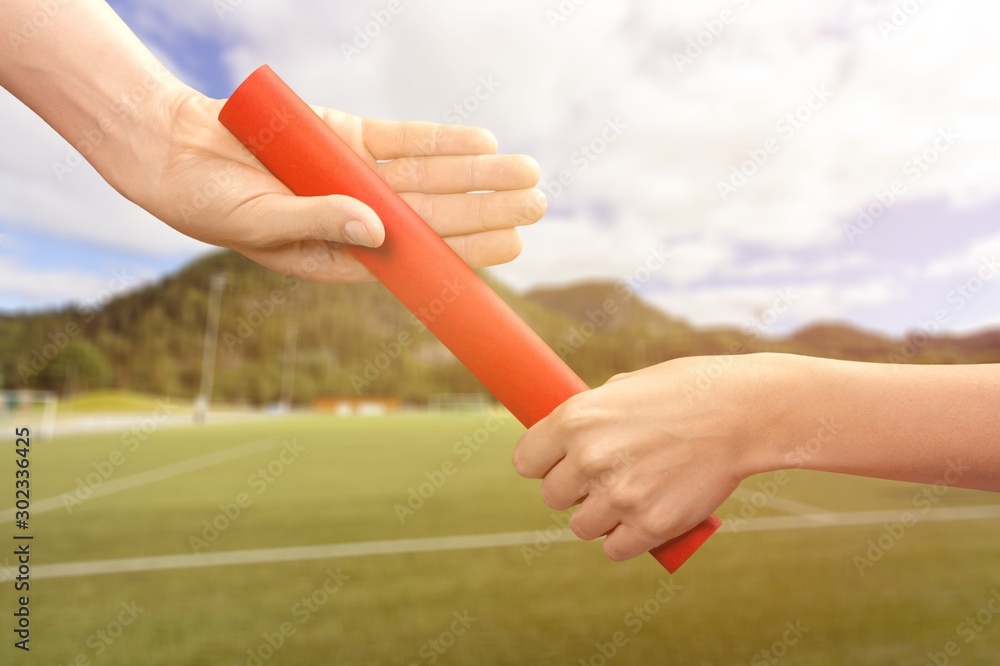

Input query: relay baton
[218,66,721,572]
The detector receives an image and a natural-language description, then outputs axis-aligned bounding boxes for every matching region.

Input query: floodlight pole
[194,272,225,424]
[279,311,298,413]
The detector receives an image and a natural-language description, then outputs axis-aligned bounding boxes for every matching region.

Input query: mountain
[785,322,897,360]
[1,250,998,404]
[527,281,691,336]
[785,321,1000,365]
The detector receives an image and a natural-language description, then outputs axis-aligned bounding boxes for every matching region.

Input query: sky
[1,0,999,337]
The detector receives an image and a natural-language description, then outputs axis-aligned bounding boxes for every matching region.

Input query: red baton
[219,66,721,572]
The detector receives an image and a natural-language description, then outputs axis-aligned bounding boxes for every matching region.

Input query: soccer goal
[0,390,58,440]
[427,393,492,413]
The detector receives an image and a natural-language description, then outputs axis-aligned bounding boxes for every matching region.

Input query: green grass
[59,390,184,414]
[3,412,1000,665]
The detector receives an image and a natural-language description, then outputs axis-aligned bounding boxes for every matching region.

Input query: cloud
[924,233,1000,279]
[2,0,999,334]
[0,87,210,257]
[0,258,129,308]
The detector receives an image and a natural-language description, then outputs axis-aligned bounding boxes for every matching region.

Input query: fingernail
[345,219,377,247]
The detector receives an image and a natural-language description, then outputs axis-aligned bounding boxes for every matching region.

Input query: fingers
[539,460,588,511]
[362,119,498,159]
[400,188,547,236]
[569,496,620,542]
[231,191,385,249]
[237,226,525,286]
[512,400,580,479]
[445,227,523,268]
[239,243,371,284]
[601,524,659,562]
[377,154,540,194]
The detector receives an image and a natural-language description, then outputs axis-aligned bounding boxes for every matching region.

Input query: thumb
[237,192,385,248]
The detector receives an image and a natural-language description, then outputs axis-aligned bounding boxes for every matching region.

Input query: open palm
[141,90,545,282]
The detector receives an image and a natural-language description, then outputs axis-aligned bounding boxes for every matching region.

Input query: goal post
[0,390,58,440]
[427,393,492,413]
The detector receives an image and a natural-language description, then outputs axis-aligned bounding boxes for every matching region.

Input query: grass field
[2,410,1000,665]
[58,390,187,414]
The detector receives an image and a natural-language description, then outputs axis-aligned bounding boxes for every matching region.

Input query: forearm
[0,0,188,197]
[758,354,1000,491]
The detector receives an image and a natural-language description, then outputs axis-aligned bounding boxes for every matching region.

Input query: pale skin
[9,3,996,569]
[0,0,545,281]
[514,353,1000,561]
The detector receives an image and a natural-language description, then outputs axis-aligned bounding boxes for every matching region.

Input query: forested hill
[1,250,997,405]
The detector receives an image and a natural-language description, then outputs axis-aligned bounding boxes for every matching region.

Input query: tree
[40,339,111,394]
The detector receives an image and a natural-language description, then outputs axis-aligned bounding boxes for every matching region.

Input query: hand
[0,0,544,282]
[127,88,545,282]
[512,354,785,561]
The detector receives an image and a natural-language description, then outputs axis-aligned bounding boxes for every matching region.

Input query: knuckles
[574,445,609,478]
[603,484,640,514]
[603,539,635,562]
[510,445,532,478]
[552,396,598,435]
[568,512,588,540]
[539,482,567,510]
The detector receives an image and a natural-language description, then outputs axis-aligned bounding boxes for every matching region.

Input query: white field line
[3,504,999,582]
[0,437,278,523]
[729,487,841,524]
[720,503,1000,533]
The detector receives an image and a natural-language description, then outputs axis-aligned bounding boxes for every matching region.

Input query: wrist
[0,0,194,204]
[738,353,821,477]
[101,72,197,204]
